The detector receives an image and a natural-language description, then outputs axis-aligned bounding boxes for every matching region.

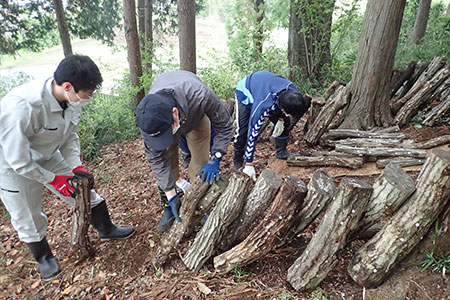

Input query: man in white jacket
[0,55,134,281]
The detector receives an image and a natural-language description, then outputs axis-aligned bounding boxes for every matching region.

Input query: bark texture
[220,169,282,251]
[213,176,307,274]
[287,178,373,291]
[178,0,196,73]
[348,149,450,287]
[70,177,94,260]
[182,172,252,271]
[53,0,72,57]
[287,155,364,169]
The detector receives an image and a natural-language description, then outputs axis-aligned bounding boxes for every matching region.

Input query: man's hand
[48,175,76,197]
[168,194,181,222]
[72,166,94,189]
[243,165,256,181]
[197,157,221,185]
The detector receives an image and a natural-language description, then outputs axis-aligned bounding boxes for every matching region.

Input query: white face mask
[65,88,93,108]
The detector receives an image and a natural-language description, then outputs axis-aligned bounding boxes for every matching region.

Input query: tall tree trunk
[412,0,431,44]
[53,0,72,57]
[178,0,196,73]
[144,0,153,76]
[447,2,450,16]
[138,0,146,49]
[253,0,264,56]
[338,0,406,130]
[123,0,145,104]
[288,0,334,83]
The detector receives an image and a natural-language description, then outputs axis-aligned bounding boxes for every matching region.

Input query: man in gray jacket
[0,55,134,281]
[136,70,233,232]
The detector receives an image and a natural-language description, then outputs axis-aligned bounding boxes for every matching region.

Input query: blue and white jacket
[235,71,299,163]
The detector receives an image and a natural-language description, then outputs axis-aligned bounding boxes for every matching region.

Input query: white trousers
[0,158,104,243]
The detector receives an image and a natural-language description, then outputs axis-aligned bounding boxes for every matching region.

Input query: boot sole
[41,269,62,282]
[99,229,136,242]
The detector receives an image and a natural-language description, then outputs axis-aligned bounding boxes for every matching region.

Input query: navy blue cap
[136,93,175,151]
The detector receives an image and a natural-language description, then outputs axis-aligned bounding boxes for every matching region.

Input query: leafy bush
[0,71,32,99]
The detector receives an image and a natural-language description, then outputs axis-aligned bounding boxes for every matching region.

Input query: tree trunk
[138,0,145,49]
[151,178,209,268]
[288,0,334,82]
[70,177,94,260]
[220,169,282,251]
[53,0,72,57]
[182,172,252,271]
[357,162,416,235]
[123,0,145,104]
[287,155,364,169]
[335,145,427,159]
[213,176,307,274]
[280,169,336,247]
[412,0,431,44]
[348,149,450,287]
[178,0,196,73]
[287,178,373,291]
[144,0,153,75]
[339,0,406,129]
[253,0,264,56]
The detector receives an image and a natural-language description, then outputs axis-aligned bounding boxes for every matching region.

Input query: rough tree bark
[213,176,307,274]
[287,155,364,170]
[375,157,425,169]
[182,172,252,271]
[70,177,94,260]
[151,178,209,268]
[338,0,406,129]
[280,169,336,247]
[178,0,196,73]
[356,162,416,235]
[334,145,427,159]
[123,0,145,104]
[348,149,450,287]
[287,178,373,291]
[220,169,282,251]
[412,0,431,44]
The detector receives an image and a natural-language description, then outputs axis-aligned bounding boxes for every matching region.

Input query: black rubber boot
[26,238,61,281]
[274,137,299,159]
[233,148,245,170]
[91,201,135,241]
[157,188,175,232]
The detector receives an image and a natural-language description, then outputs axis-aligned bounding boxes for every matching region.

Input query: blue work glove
[168,194,181,222]
[197,157,221,185]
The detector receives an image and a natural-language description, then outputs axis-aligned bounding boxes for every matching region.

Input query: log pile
[149,148,450,293]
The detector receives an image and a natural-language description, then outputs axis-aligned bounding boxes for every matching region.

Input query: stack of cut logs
[150,148,450,291]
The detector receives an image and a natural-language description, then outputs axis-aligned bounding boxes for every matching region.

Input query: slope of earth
[1,123,449,300]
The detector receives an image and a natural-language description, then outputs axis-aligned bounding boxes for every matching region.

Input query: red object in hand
[48,175,76,197]
[72,166,95,189]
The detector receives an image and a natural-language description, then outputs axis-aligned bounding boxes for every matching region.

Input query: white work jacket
[0,78,82,183]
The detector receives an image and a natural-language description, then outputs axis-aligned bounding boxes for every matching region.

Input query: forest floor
[1,120,450,300]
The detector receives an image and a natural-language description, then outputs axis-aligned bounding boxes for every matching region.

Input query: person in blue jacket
[233,71,311,180]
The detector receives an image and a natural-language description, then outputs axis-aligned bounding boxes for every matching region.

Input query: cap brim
[141,126,173,151]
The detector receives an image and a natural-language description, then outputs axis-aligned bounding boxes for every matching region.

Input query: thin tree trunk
[178,0,196,73]
[138,0,145,49]
[123,0,145,104]
[412,0,431,44]
[53,0,72,57]
[253,0,264,56]
[144,0,153,75]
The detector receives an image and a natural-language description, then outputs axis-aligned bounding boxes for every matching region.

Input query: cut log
[151,178,210,268]
[182,172,252,272]
[305,86,350,145]
[287,155,364,170]
[331,138,412,148]
[374,125,401,133]
[303,98,326,134]
[395,66,450,126]
[219,169,282,251]
[335,145,427,158]
[423,82,450,126]
[323,80,346,101]
[376,157,425,169]
[395,60,428,99]
[70,177,95,260]
[196,178,228,217]
[357,162,416,235]
[311,150,359,157]
[325,129,406,140]
[410,134,450,149]
[287,178,373,291]
[279,169,336,247]
[213,176,307,274]
[390,61,417,98]
[348,149,450,287]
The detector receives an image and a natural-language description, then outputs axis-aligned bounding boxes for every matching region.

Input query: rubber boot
[233,148,245,170]
[91,201,135,241]
[157,188,175,232]
[181,150,191,168]
[274,137,299,160]
[26,238,61,281]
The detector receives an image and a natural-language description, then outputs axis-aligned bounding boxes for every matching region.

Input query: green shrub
[0,71,32,99]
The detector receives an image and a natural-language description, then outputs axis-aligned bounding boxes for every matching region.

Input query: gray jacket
[141,70,233,191]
